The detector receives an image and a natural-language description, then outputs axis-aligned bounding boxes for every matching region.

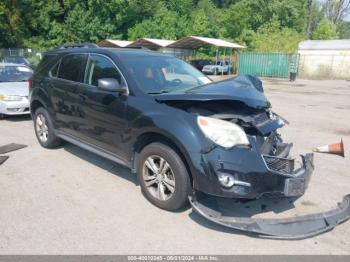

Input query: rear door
[49,54,87,136]
[77,53,129,160]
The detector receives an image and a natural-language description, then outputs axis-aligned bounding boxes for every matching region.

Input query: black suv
[30,43,314,211]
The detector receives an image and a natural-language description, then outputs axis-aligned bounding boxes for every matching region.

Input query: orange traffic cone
[313,139,345,157]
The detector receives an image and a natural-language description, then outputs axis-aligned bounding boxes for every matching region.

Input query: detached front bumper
[190,193,350,239]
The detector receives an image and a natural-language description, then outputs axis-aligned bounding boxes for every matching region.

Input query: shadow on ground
[1,114,32,122]
[63,142,137,185]
[63,142,191,213]
[62,141,301,234]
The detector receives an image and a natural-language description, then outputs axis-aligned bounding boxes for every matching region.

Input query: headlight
[0,95,22,101]
[197,116,250,149]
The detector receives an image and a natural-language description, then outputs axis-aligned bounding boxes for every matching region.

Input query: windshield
[0,65,33,82]
[121,55,212,94]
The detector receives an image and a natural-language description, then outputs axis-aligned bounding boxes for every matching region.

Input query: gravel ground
[0,77,349,254]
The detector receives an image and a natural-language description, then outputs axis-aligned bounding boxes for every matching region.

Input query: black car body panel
[30,47,314,200]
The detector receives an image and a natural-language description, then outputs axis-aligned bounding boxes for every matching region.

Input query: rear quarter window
[35,54,58,77]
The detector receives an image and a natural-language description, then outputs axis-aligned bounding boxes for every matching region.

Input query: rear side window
[84,54,123,86]
[35,54,58,76]
[58,54,86,82]
[50,62,59,77]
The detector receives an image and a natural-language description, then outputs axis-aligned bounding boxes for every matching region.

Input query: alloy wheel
[142,155,176,201]
[35,114,49,143]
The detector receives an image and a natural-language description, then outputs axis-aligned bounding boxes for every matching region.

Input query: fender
[30,84,55,118]
[128,103,210,180]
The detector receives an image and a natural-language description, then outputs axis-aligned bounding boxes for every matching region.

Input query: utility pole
[306,0,313,39]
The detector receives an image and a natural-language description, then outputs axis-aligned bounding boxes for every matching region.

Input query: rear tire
[0,114,4,120]
[34,107,61,148]
[137,142,191,211]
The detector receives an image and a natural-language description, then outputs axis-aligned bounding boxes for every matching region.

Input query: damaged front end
[156,75,314,200]
[155,75,350,238]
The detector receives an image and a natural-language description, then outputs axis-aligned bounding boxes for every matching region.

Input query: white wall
[298,49,350,79]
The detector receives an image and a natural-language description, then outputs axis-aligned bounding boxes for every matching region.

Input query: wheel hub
[142,155,176,201]
[35,114,49,143]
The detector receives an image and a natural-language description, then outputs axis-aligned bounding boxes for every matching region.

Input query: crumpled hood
[0,82,29,97]
[154,75,270,109]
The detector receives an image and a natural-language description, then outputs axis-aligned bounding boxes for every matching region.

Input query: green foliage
[312,18,339,40]
[128,4,181,40]
[189,0,223,38]
[250,17,304,53]
[0,0,27,47]
[223,1,252,39]
[337,21,350,38]
[0,0,349,52]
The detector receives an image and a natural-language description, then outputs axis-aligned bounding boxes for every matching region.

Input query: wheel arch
[30,99,45,116]
[132,131,194,185]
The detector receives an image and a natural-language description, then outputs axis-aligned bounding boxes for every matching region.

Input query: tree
[250,16,304,53]
[223,1,252,39]
[323,0,350,24]
[337,21,350,38]
[0,0,27,47]
[128,4,180,40]
[312,18,338,39]
[306,0,313,39]
[2,0,347,52]
[189,0,222,38]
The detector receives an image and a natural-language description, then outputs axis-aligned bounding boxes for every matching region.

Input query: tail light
[28,77,33,89]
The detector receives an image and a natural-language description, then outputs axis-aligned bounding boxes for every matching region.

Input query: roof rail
[57,43,98,50]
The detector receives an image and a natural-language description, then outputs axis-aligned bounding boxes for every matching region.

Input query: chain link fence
[0,48,44,66]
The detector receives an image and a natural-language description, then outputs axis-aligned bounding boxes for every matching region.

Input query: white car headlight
[0,95,22,101]
[197,116,250,149]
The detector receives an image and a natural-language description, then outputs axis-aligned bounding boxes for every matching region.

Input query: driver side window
[84,54,123,87]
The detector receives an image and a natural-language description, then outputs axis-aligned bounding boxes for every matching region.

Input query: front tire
[137,142,192,211]
[34,107,61,148]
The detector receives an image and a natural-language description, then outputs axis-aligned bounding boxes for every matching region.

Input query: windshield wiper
[148,90,170,94]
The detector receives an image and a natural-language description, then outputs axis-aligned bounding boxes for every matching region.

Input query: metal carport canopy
[168,36,246,49]
[97,39,133,48]
[127,38,175,49]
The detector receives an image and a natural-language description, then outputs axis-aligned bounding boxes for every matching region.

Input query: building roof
[168,36,246,49]
[299,40,350,50]
[97,39,133,48]
[127,38,175,49]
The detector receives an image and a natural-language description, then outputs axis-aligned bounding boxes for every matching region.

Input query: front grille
[254,112,269,125]
[263,155,295,174]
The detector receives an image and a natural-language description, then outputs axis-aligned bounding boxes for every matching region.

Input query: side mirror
[97,78,127,94]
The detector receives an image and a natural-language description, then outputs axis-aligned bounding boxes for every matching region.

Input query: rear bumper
[190,193,350,239]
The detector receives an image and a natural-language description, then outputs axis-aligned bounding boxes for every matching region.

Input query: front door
[77,54,129,161]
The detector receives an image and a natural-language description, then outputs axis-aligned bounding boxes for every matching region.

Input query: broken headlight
[197,116,250,149]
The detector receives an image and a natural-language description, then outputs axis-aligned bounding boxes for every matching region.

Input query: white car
[202,60,232,75]
[0,63,33,119]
